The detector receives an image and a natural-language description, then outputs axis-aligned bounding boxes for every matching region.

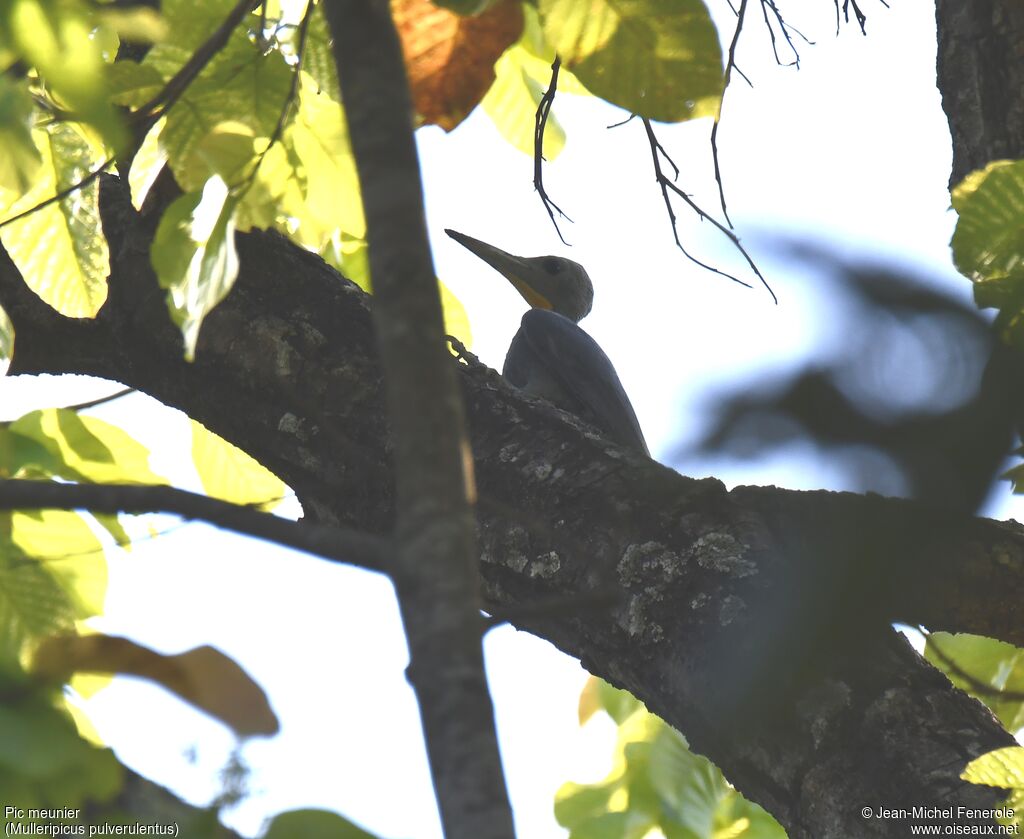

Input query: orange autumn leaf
[33,633,279,737]
[394,0,524,130]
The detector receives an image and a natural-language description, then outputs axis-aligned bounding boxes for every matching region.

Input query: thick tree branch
[0,179,1018,837]
[322,2,515,838]
[936,0,1024,186]
[0,479,389,572]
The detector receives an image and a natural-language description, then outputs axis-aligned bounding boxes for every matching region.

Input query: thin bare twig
[711,0,750,228]
[759,0,812,68]
[642,118,776,302]
[63,387,136,413]
[837,0,867,34]
[0,158,117,231]
[534,57,572,245]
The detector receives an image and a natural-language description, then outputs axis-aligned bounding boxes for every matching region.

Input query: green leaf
[555,781,617,828]
[10,510,107,618]
[263,809,381,839]
[482,5,589,159]
[578,675,644,724]
[157,0,243,51]
[0,697,122,807]
[0,124,109,317]
[145,16,293,192]
[564,679,785,839]
[266,73,365,244]
[0,300,13,374]
[567,811,653,839]
[950,161,1024,347]
[191,419,286,510]
[128,118,169,210]
[951,160,1024,283]
[0,537,77,664]
[7,409,163,549]
[539,0,722,123]
[961,747,1024,831]
[962,746,1024,789]
[440,280,474,349]
[95,6,168,44]
[106,59,166,108]
[925,632,1024,732]
[0,427,62,479]
[151,177,240,360]
[9,409,165,486]
[300,4,341,102]
[649,724,726,835]
[0,0,126,150]
[483,45,567,160]
[0,76,42,193]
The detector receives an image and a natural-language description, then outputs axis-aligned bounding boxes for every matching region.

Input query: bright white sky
[3,2,1019,838]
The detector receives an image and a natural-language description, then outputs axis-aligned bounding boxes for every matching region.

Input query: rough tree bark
[1,5,1022,838]
[936,0,1024,185]
[1,170,1020,837]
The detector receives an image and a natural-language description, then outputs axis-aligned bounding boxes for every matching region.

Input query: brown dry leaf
[33,633,279,737]
[394,0,524,130]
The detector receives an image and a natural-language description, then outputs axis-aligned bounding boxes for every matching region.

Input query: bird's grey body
[505,309,648,455]
[446,229,649,456]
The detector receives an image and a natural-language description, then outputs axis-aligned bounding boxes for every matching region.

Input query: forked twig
[642,118,776,302]
[534,57,572,245]
[711,0,751,228]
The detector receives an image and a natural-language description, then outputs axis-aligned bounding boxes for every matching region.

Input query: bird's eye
[542,258,562,274]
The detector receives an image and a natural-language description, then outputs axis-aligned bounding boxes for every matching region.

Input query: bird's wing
[505,310,649,456]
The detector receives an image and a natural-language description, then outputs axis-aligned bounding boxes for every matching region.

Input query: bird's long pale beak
[445,229,553,311]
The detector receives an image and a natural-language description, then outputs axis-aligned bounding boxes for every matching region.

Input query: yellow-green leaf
[272,73,366,243]
[0,124,109,317]
[128,118,168,211]
[264,809,380,839]
[146,23,293,192]
[191,420,286,510]
[539,0,722,123]
[440,280,473,349]
[0,76,42,193]
[0,301,13,374]
[96,6,168,44]
[482,5,589,159]
[0,0,126,150]
[0,539,76,663]
[961,747,1024,831]
[0,696,122,803]
[10,510,107,618]
[962,746,1024,789]
[151,176,240,361]
[106,60,165,108]
[483,45,566,159]
[952,160,1024,283]
[561,678,785,838]
[9,409,165,486]
[951,160,1024,348]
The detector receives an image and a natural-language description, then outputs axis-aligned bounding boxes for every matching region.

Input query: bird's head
[445,229,594,323]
